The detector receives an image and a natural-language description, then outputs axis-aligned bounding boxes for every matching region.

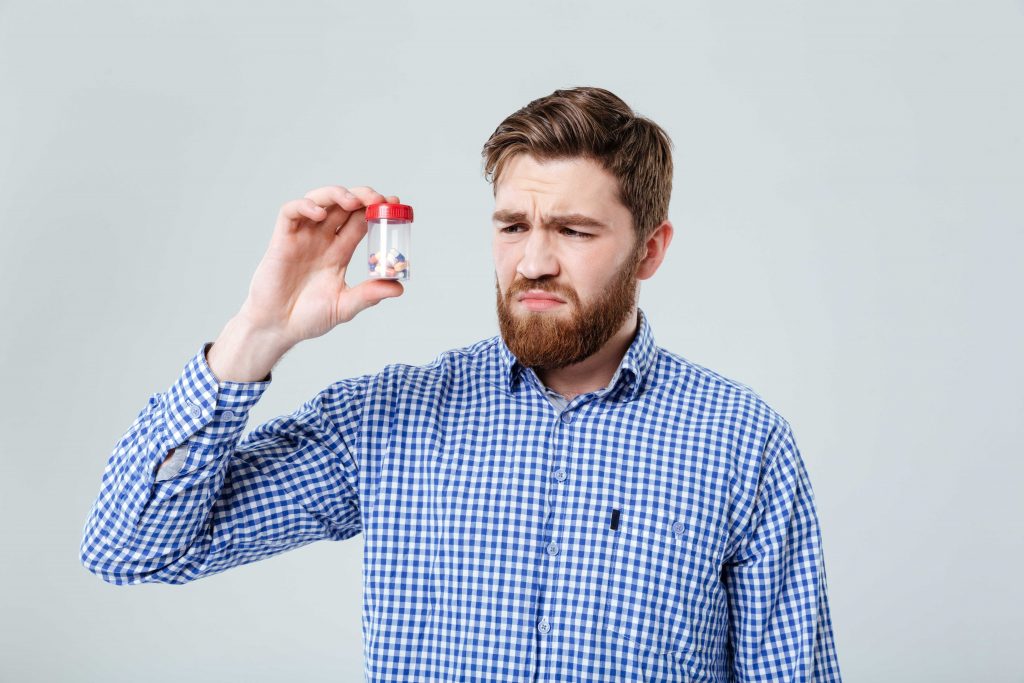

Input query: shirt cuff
[160,341,273,477]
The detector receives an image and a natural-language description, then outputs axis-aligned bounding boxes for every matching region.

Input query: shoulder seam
[653,347,783,419]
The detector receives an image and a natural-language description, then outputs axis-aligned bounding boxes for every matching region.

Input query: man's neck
[534,309,640,400]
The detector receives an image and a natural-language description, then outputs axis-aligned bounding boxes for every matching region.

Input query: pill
[368,247,409,279]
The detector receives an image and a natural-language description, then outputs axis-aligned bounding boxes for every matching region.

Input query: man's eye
[501,224,526,233]
[561,227,593,238]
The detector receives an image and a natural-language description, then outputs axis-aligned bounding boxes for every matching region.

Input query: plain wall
[1,1,1022,680]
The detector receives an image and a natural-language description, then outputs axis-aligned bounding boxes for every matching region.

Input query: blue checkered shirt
[81,308,842,681]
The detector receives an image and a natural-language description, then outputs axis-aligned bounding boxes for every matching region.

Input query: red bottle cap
[366,203,414,222]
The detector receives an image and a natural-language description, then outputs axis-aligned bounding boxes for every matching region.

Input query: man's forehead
[494,155,619,199]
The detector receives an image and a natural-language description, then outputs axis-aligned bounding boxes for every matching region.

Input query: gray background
[2,1,1022,680]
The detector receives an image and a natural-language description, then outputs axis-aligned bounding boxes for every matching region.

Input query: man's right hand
[159,185,405,469]
[237,185,405,351]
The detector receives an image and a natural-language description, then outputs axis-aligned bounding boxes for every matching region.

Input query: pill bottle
[366,203,414,281]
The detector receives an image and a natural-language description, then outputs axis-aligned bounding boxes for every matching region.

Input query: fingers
[303,186,364,213]
[279,186,401,238]
[346,186,391,208]
[303,185,394,211]
[280,198,330,224]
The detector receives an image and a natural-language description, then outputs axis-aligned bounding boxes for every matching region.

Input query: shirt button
[546,541,559,556]
[559,412,573,424]
[188,403,201,418]
[223,410,236,419]
[537,617,550,634]
[672,521,686,536]
[554,468,567,482]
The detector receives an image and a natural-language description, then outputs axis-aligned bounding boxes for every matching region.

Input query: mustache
[505,278,577,301]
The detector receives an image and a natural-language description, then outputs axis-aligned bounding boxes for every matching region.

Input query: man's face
[492,154,644,370]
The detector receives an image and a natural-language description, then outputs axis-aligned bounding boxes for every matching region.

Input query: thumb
[348,279,404,312]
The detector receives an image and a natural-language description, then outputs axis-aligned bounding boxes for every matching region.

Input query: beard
[495,249,642,370]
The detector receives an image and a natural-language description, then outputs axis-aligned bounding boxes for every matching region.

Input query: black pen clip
[610,508,620,530]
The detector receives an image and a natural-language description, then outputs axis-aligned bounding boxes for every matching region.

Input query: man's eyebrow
[491,210,608,229]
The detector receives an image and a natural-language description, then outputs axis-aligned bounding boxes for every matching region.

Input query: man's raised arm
[80,184,405,585]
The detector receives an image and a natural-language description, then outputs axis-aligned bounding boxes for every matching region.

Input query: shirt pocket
[600,500,722,672]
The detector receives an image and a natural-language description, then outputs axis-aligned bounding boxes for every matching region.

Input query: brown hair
[481,86,673,247]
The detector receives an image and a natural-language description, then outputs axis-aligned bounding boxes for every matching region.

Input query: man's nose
[516,229,559,280]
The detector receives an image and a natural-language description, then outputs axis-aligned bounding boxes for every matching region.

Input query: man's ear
[635,220,674,280]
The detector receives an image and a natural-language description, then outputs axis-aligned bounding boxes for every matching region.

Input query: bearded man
[81,86,842,682]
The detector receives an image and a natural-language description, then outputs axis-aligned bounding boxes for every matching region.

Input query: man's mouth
[516,290,567,311]
[517,290,566,303]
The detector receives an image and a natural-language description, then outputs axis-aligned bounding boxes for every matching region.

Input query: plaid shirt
[81,308,842,682]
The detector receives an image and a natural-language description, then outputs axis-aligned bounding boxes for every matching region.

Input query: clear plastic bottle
[365,202,414,281]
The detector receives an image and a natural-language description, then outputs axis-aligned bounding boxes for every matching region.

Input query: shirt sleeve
[80,341,368,586]
[722,420,843,682]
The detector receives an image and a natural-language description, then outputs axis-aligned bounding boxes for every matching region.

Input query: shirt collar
[497,307,657,402]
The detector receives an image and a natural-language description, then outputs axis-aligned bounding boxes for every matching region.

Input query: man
[81,86,842,681]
